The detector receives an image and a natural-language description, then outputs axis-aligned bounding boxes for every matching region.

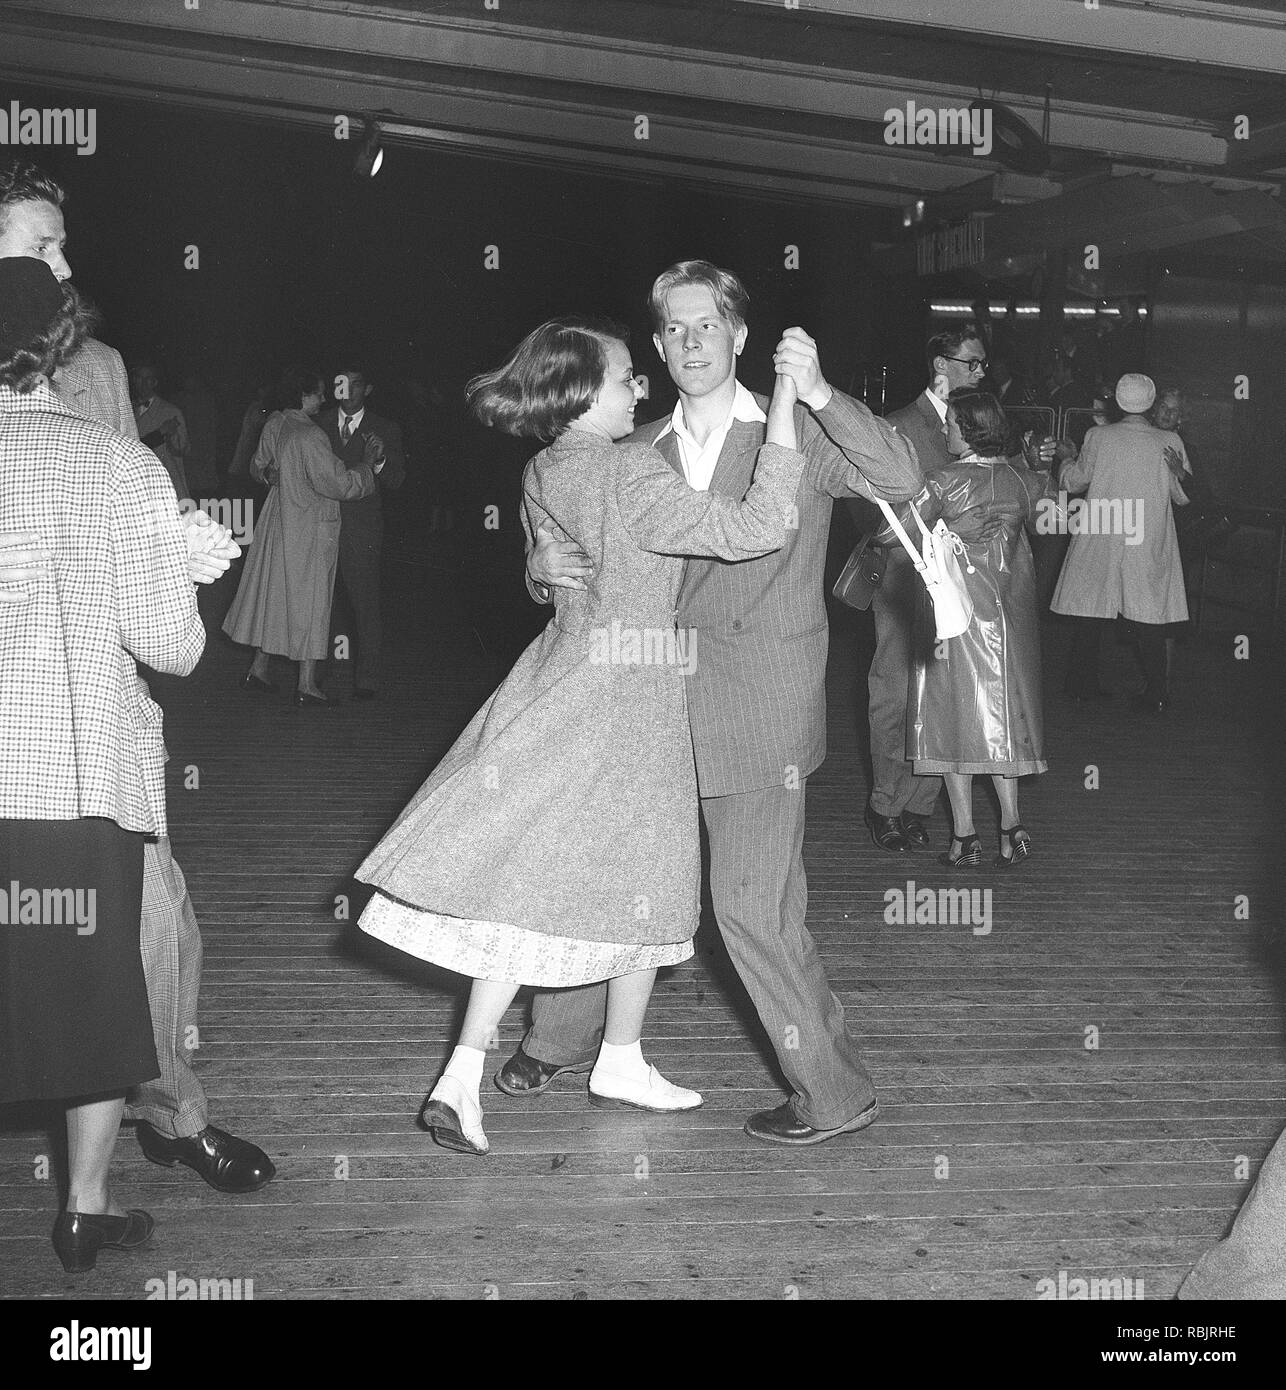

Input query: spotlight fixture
[353,117,384,179]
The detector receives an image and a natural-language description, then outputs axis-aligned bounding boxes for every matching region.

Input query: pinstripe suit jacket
[52,337,139,441]
[631,387,923,795]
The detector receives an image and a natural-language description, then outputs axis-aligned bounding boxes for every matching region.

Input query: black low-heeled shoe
[939,833,982,869]
[293,690,331,707]
[995,824,1032,869]
[52,1209,154,1273]
[241,671,277,694]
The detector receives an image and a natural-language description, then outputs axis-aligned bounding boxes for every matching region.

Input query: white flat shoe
[420,1075,489,1155]
[588,1063,703,1112]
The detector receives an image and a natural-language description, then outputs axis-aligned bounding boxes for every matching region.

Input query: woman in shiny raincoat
[888,389,1057,869]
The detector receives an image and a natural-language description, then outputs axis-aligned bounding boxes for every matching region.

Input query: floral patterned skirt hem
[357,891,694,987]
[913,759,1047,777]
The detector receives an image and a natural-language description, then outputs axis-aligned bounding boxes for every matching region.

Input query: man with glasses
[858,324,988,853]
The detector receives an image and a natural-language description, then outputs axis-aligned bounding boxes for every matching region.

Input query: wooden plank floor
[3,559,1283,1301]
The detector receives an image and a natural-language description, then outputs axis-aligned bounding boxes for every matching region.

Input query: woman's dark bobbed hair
[466,316,628,443]
[947,387,1009,458]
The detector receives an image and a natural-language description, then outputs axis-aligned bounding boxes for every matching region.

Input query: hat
[0,256,64,353]
[1114,372,1156,414]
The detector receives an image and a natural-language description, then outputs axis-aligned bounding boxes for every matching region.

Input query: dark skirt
[0,818,158,1103]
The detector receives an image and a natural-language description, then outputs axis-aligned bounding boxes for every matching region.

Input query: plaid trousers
[124,837,209,1138]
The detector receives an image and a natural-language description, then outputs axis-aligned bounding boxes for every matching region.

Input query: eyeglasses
[944,356,989,373]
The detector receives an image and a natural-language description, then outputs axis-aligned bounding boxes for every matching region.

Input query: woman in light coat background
[1051,373,1188,712]
[222,365,383,704]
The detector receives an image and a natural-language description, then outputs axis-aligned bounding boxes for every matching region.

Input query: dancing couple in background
[356,260,923,1153]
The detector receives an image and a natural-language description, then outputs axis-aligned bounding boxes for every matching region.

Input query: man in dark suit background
[318,362,406,698]
[856,324,987,853]
[507,261,924,1145]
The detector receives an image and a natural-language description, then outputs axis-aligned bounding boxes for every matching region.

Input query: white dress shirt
[654,381,766,492]
[338,405,366,443]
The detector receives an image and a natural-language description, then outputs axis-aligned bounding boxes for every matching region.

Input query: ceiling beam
[0,0,1233,169]
[740,0,1286,77]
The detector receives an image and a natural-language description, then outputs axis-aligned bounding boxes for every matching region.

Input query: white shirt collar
[339,404,365,431]
[923,387,947,422]
[655,379,766,444]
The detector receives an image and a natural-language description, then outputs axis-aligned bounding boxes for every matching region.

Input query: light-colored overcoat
[222,410,374,660]
[1051,416,1190,624]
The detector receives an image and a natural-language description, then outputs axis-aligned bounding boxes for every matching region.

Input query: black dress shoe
[864,805,908,853]
[241,671,277,694]
[52,1208,154,1272]
[137,1122,276,1193]
[293,690,331,707]
[900,813,931,850]
[352,687,378,700]
[494,1044,596,1097]
[744,1098,880,1147]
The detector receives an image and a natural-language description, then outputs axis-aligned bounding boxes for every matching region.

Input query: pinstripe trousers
[525,781,877,1130]
[123,837,210,1139]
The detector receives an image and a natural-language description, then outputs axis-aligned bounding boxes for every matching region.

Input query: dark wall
[9,83,898,439]
[1150,274,1286,509]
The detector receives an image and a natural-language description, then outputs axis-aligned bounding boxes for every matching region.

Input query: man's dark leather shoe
[744,1098,880,1146]
[900,813,930,849]
[137,1122,276,1193]
[865,805,908,853]
[494,1044,596,1097]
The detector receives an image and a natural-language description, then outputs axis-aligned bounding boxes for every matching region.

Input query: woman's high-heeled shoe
[420,1076,489,1156]
[293,690,330,707]
[939,833,982,869]
[995,824,1032,869]
[241,671,277,694]
[52,1209,154,1273]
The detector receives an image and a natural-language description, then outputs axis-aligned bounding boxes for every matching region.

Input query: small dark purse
[832,533,887,611]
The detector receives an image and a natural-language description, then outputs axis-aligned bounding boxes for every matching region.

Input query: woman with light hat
[1051,372,1190,712]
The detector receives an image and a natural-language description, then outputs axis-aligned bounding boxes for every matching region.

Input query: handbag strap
[877,498,928,572]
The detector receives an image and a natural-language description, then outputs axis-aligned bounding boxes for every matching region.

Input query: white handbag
[877,498,975,640]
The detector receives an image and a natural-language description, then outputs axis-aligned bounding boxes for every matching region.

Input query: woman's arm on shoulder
[615,439,806,559]
[1059,426,1098,492]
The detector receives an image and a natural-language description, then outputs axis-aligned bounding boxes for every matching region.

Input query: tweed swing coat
[355,430,806,950]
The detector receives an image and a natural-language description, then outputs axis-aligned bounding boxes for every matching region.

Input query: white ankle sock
[442,1045,486,1093]
[595,1039,648,1080]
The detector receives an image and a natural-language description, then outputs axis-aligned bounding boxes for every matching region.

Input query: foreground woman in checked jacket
[356,316,807,1155]
[0,258,231,1271]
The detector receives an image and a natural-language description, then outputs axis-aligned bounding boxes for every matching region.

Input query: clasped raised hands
[772,327,831,411]
[183,509,242,585]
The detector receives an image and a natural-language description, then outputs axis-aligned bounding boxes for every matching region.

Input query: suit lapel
[646,422,684,478]
[708,417,763,496]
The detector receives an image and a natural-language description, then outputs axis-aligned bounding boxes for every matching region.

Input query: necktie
[341,416,353,444]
